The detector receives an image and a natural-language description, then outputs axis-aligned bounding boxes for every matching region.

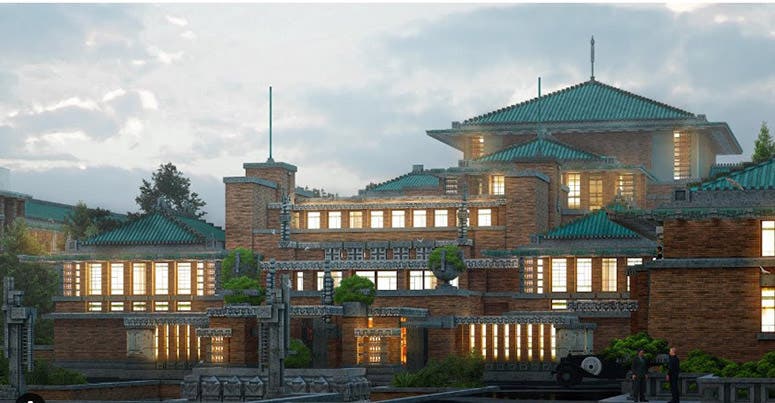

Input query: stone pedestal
[126,328,155,361]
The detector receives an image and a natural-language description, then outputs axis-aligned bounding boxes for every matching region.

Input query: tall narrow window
[602,258,617,292]
[551,259,567,292]
[349,211,363,229]
[133,263,146,295]
[490,175,505,195]
[296,272,304,291]
[539,324,545,361]
[110,263,124,295]
[177,262,192,295]
[763,221,775,257]
[470,135,484,159]
[551,325,557,360]
[618,174,635,200]
[391,210,405,228]
[328,211,341,229]
[516,325,522,361]
[434,209,448,227]
[626,258,642,292]
[537,259,544,294]
[566,173,581,209]
[377,271,397,290]
[370,211,384,229]
[478,209,492,227]
[504,325,510,361]
[413,210,426,228]
[196,262,205,296]
[316,271,342,290]
[469,324,476,354]
[445,177,458,195]
[307,211,320,229]
[481,324,487,358]
[763,288,775,332]
[589,175,603,210]
[576,258,592,292]
[673,131,692,180]
[527,324,533,361]
[155,262,169,295]
[89,263,102,296]
[493,324,499,361]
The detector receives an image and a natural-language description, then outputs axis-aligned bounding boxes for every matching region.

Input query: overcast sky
[2,3,774,226]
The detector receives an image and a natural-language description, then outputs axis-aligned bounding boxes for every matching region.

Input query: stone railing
[621,373,775,403]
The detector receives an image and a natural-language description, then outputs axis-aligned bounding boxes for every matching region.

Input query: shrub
[221,248,258,282]
[223,276,264,305]
[428,245,466,273]
[333,275,375,305]
[285,339,312,368]
[600,331,668,366]
[25,360,87,385]
[390,353,484,387]
[681,349,735,375]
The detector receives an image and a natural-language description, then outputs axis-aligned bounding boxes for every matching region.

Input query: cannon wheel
[555,364,583,387]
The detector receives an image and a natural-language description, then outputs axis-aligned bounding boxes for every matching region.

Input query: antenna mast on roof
[267,86,274,163]
[537,77,546,142]
[590,35,595,81]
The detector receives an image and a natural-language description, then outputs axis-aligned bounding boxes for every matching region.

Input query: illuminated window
[371,211,383,228]
[537,259,544,294]
[539,324,545,361]
[504,325,510,361]
[355,271,375,284]
[87,302,102,312]
[516,325,521,361]
[469,324,475,354]
[133,302,146,311]
[493,324,499,361]
[551,325,557,360]
[413,210,426,228]
[480,324,487,358]
[673,131,692,180]
[602,258,617,292]
[196,262,205,296]
[523,258,544,294]
[155,301,169,312]
[110,302,124,312]
[177,301,192,311]
[470,135,484,159]
[445,177,458,195]
[618,174,635,200]
[391,210,405,228]
[155,263,169,295]
[349,211,363,228]
[763,221,775,257]
[409,270,436,290]
[133,263,146,295]
[211,337,225,363]
[551,259,567,292]
[316,271,342,290]
[527,324,533,361]
[490,175,505,195]
[626,258,642,292]
[478,209,492,227]
[566,173,581,209]
[110,263,124,295]
[177,262,192,295]
[434,209,448,227]
[576,258,592,292]
[552,299,568,310]
[89,263,102,296]
[588,175,603,210]
[296,272,304,291]
[328,211,341,229]
[307,211,320,229]
[377,271,397,290]
[763,288,775,332]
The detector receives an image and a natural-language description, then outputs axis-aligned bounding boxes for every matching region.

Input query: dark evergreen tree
[752,121,775,163]
[134,162,206,218]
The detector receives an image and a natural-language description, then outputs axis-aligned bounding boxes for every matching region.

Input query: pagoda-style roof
[476,136,604,163]
[464,79,694,125]
[541,209,641,240]
[82,211,224,246]
[692,157,775,191]
[367,172,440,192]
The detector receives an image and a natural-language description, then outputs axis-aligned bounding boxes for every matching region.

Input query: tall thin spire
[590,35,595,81]
[537,76,545,145]
[268,86,274,162]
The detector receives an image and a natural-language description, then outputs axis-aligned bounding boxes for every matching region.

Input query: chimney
[412,164,424,173]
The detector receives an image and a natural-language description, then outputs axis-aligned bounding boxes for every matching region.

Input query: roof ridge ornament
[590,35,595,81]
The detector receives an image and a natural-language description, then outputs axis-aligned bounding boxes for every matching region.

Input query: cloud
[136,90,159,110]
[146,45,184,64]
[166,15,188,27]
[181,30,196,40]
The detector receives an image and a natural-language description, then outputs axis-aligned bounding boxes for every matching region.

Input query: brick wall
[663,218,761,258]
[209,317,258,366]
[554,131,653,168]
[54,318,126,361]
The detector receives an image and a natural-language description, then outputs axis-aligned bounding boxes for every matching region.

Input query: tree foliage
[391,353,484,387]
[0,254,59,344]
[223,276,264,305]
[333,275,375,305]
[600,331,668,366]
[221,248,258,283]
[285,339,312,368]
[752,121,775,164]
[428,245,466,273]
[24,359,87,385]
[0,219,45,256]
[680,350,775,378]
[64,202,123,241]
[134,162,206,218]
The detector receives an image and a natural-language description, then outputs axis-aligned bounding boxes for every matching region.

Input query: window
[316,271,342,290]
[177,262,192,295]
[626,258,642,292]
[413,210,426,228]
[155,262,169,295]
[552,300,567,310]
[602,258,617,292]
[588,175,603,211]
[763,288,775,332]
[551,259,567,292]
[618,174,635,200]
[133,263,146,295]
[673,131,692,180]
[377,271,397,290]
[370,211,383,228]
[177,301,192,311]
[470,135,484,159]
[434,209,448,227]
[409,270,436,290]
[481,324,487,357]
[391,210,405,228]
[196,262,205,296]
[110,263,124,295]
[576,258,592,292]
[328,211,341,229]
[349,211,363,229]
[566,173,581,209]
[133,302,146,311]
[296,272,304,291]
[445,177,458,195]
[89,263,102,296]
[763,221,775,257]
[110,302,124,312]
[504,324,510,361]
[478,209,492,227]
[490,175,505,195]
[355,271,375,284]
[493,324,499,361]
[87,302,102,312]
[523,258,544,294]
[155,301,169,312]
[307,211,321,229]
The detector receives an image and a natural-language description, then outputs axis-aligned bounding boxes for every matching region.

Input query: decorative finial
[590,36,595,81]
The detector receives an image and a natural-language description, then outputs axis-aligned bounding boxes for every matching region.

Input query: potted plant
[334,275,376,316]
[428,245,466,288]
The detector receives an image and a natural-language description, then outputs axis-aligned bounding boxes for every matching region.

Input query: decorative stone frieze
[290,305,343,317]
[123,316,208,329]
[258,258,519,271]
[267,199,506,211]
[567,300,638,312]
[354,328,401,337]
[454,315,575,325]
[195,328,233,338]
[368,307,428,318]
[206,305,273,319]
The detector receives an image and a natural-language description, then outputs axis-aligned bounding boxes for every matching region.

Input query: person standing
[631,349,648,402]
[667,347,680,403]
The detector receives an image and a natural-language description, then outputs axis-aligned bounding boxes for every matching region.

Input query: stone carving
[258,257,519,271]
[123,316,208,328]
[126,328,155,361]
[284,376,307,394]
[2,277,35,398]
[181,373,367,402]
[200,376,222,401]
[290,305,343,317]
[241,376,264,400]
[181,376,199,400]
[222,376,242,401]
[368,307,428,317]
[354,328,401,337]
[267,199,506,211]
[206,305,272,319]
[454,315,575,325]
[195,328,233,338]
[567,300,638,312]
[308,376,329,393]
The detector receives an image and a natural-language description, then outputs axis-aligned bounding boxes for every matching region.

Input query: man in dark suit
[631,349,648,402]
[667,347,680,403]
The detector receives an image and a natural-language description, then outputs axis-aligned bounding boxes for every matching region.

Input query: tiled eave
[258,258,519,271]
[268,198,507,211]
[18,250,228,263]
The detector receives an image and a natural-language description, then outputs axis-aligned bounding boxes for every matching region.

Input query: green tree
[63,202,94,241]
[0,254,59,344]
[333,275,376,305]
[600,331,668,366]
[752,121,775,163]
[428,245,466,273]
[221,248,258,283]
[134,162,206,218]
[0,219,45,256]
[285,339,312,368]
[223,276,264,305]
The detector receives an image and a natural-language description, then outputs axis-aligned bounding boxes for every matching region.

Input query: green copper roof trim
[24,198,127,224]
[223,176,278,189]
[0,190,31,199]
[464,79,695,124]
[540,210,641,240]
[483,247,654,258]
[82,211,225,246]
[609,206,775,220]
[692,157,775,191]
[476,137,604,162]
[369,172,440,192]
[19,250,228,263]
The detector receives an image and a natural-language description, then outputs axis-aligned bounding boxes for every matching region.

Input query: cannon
[552,354,628,387]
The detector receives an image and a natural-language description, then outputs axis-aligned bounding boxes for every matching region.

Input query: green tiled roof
[542,210,641,240]
[476,137,603,162]
[83,212,224,246]
[693,157,775,191]
[464,80,695,124]
[25,199,127,224]
[370,172,440,191]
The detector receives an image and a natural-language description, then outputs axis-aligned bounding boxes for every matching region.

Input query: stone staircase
[365,365,403,386]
